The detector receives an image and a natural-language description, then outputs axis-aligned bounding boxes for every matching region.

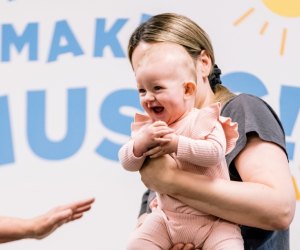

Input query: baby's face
[133,42,197,125]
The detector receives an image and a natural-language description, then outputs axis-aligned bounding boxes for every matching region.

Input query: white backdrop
[0,0,299,249]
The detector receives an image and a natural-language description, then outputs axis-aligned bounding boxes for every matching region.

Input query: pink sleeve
[118,139,146,172]
[176,121,226,167]
[176,103,238,167]
[118,113,152,171]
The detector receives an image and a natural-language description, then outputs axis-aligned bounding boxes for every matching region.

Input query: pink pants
[127,208,243,250]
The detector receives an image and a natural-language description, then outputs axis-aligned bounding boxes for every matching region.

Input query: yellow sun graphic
[262,0,300,17]
[233,1,300,56]
[292,175,300,200]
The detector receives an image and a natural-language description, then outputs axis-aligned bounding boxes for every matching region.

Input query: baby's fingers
[154,128,174,138]
[152,120,168,127]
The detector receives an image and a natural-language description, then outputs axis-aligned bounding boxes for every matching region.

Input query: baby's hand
[144,132,178,158]
[133,121,174,157]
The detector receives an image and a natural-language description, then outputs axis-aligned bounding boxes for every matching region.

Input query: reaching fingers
[50,209,73,224]
[33,198,95,239]
[53,208,90,224]
[73,203,93,214]
[67,198,94,221]
[69,198,95,211]
[69,213,84,221]
[56,198,94,212]
[51,198,94,221]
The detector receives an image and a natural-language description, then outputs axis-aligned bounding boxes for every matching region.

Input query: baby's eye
[154,86,162,91]
[138,88,146,95]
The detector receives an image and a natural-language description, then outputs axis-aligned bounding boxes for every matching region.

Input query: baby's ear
[184,82,196,97]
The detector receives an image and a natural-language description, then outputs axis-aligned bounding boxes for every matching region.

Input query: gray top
[221,94,289,249]
[222,94,287,181]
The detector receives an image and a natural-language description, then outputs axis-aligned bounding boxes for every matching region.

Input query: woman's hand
[140,154,178,194]
[170,243,200,250]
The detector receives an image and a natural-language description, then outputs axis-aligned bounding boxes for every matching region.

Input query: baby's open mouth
[152,106,164,114]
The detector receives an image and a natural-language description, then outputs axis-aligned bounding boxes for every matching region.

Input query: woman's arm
[140,135,296,230]
[0,197,94,243]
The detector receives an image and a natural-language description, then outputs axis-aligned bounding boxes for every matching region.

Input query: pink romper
[119,103,244,250]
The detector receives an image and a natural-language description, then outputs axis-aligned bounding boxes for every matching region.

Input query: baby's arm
[176,121,227,167]
[118,140,146,171]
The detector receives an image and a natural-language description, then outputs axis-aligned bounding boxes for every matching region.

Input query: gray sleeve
[221,94,287,180]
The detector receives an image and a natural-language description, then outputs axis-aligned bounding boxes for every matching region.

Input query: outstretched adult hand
[32,197,95,239]
[0,197,95,243]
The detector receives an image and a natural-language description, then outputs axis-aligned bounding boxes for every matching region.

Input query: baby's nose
[144,92,155,101]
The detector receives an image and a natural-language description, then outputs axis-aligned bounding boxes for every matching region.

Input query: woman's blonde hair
[128,13,214,68]
[128,13,235,106]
